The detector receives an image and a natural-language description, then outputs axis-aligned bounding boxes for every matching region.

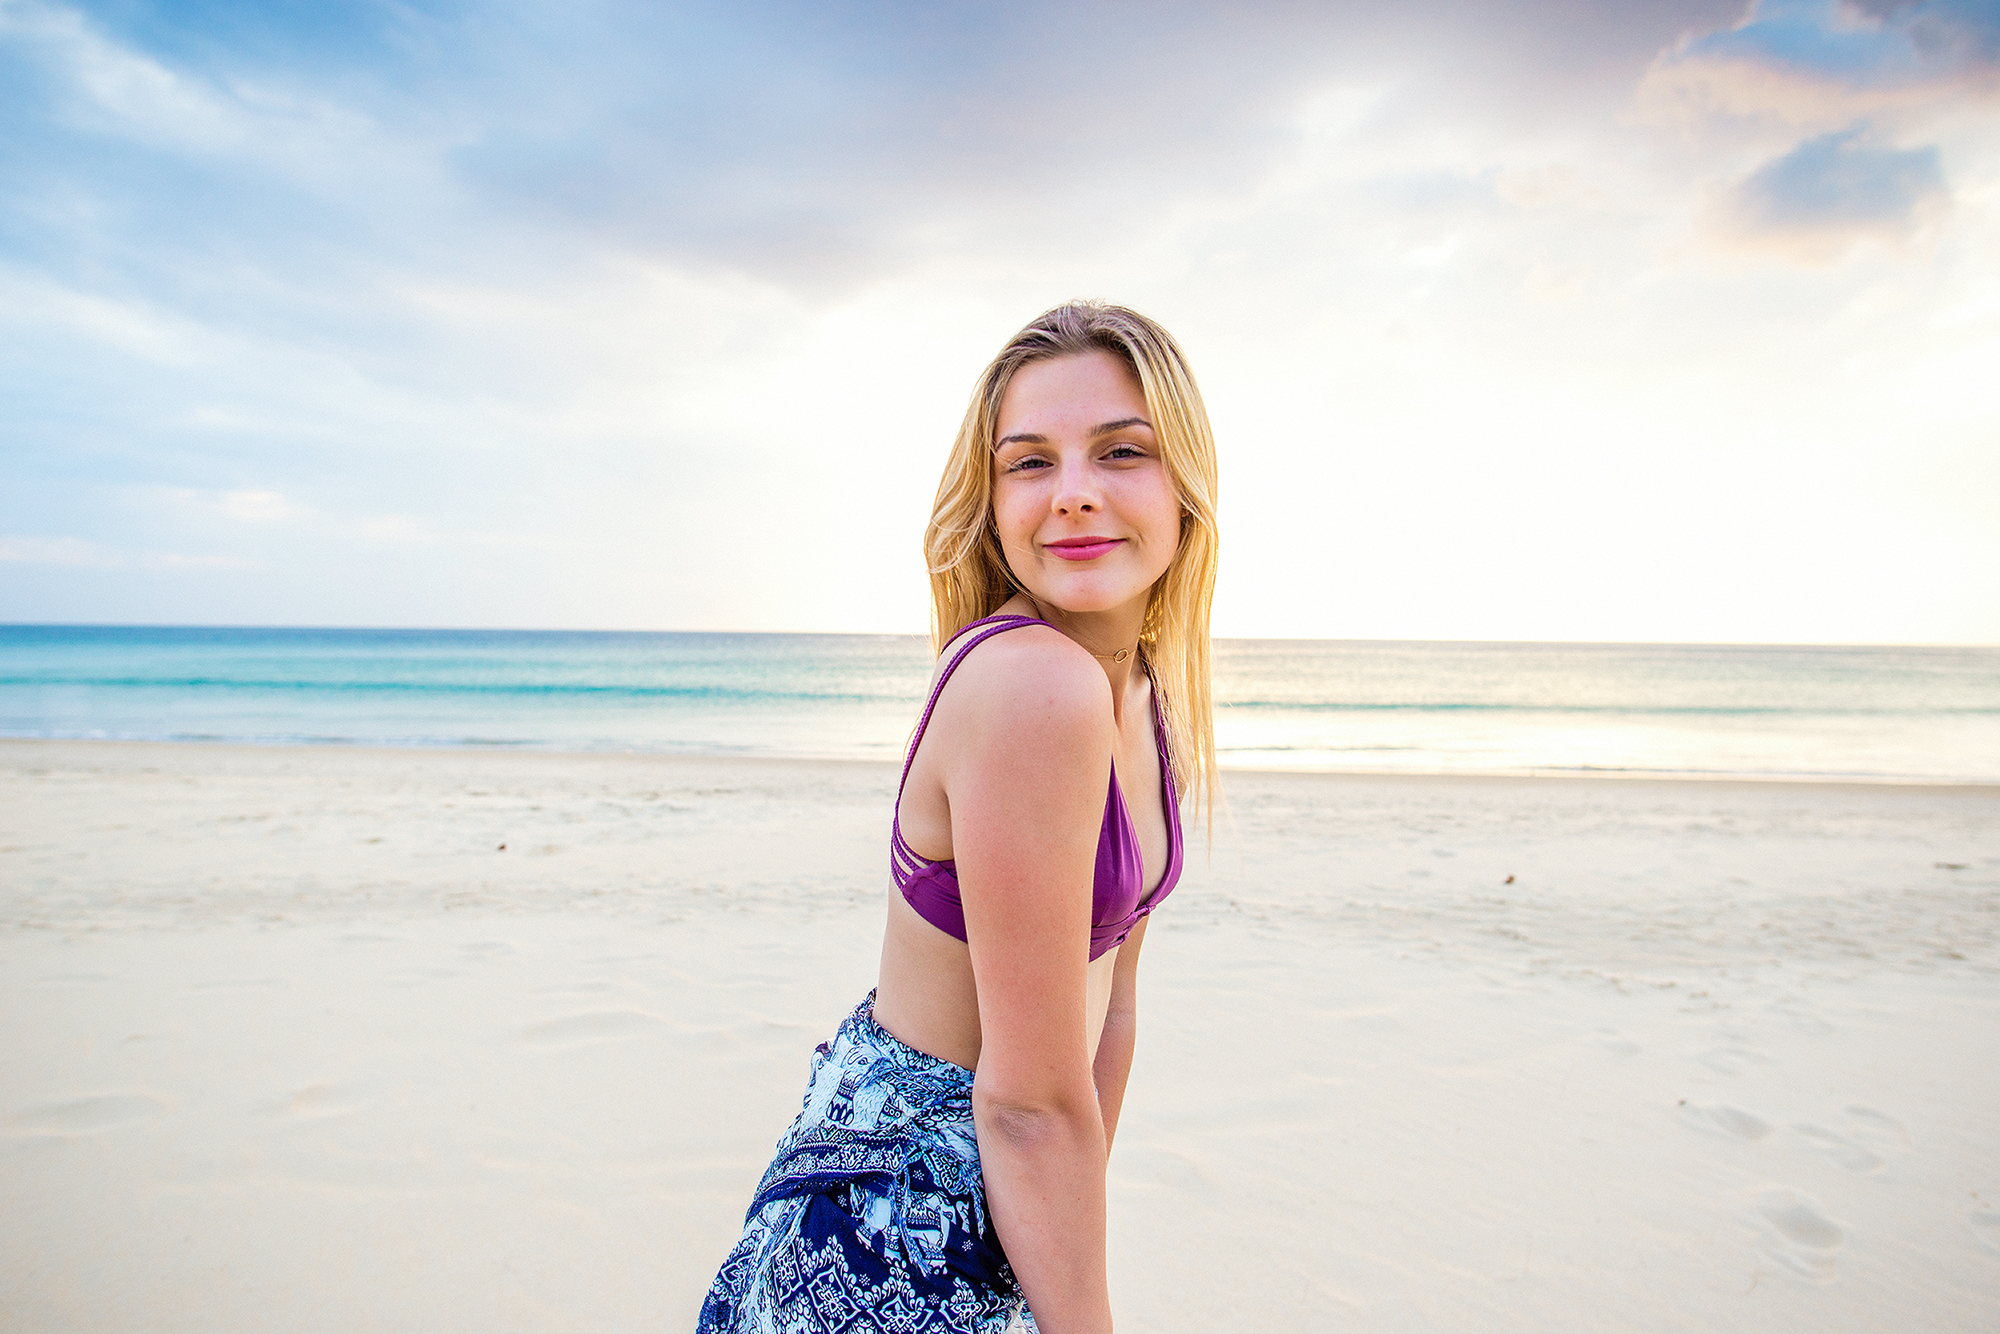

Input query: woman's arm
[1091,916,1147,1151]
[943,632,1117,1334]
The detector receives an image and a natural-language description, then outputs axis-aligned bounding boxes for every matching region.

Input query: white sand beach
[3,739,1996,1331]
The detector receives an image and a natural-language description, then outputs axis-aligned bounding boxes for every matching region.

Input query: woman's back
[873,608,1180,1072]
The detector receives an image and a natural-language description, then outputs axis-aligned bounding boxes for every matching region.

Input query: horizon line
[3,621,1997,651]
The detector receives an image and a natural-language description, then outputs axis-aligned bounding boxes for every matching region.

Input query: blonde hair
[924,300,1220,830]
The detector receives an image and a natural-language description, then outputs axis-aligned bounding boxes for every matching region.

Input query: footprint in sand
[1845,1105,1910,1147]
[1765,1001,1834,1036]
[1333,1010,1404,1035]
[533,981,618,996]
[384,966,460,986]
[1134,1143,1216,1194]
[1698,1046,1771,1076]
[516,1010,665,1047]
[279,1083,365,1119]
[1680,1100,1772,1141]
[1791,1125,1885,1174]
[1970,1208,2000,1255]
[1751,1187,1843,1281]
[5,1093,168,1136]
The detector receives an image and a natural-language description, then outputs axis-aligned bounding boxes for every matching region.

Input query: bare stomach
[871,887,1118,1072]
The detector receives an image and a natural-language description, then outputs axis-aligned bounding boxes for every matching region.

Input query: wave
[0,727,541,747]
[1213,748,1998,784]
[0,675,916,704]
[6,677,1995,717]
[1214,700,2000,716]
[0,726,907,757]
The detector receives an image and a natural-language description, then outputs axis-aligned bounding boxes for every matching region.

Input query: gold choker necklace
[1022,598,1136,664]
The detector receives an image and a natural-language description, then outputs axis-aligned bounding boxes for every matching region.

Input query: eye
[1105,443,1147,460]
[1002,455,1052,473]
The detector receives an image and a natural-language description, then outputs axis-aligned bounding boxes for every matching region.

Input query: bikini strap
[893,615,1051,809]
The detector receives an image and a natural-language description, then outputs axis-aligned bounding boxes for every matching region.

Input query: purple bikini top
[891,614,1184,961]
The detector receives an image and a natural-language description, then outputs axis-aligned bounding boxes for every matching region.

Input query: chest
[896,689,1175,897]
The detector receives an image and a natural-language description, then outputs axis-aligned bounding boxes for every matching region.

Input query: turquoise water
[2,626,1995,782]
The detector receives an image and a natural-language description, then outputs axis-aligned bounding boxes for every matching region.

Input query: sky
[1,0,1996,643]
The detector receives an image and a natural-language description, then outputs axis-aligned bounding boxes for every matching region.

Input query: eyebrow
[995,417,1154,448]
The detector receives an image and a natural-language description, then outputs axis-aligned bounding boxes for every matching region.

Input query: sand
[2,739,1997,1331]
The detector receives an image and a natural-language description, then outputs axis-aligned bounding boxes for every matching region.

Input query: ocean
[2,625,1995,783]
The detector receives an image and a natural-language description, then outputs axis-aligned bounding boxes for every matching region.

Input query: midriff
[873,887,1121,1072]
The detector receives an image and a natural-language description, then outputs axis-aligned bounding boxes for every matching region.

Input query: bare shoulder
[933,623,1113,753]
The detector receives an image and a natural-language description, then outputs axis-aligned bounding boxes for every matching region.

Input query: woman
[698,301,1219,1334]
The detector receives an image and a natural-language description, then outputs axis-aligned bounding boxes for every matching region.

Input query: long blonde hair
[924,301,1220,830]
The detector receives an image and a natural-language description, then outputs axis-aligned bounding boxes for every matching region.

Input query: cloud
[1629,1,1980,262]
[4,0,1749,299]
[442,0,1751,290]
[214,489,294,521]
[2,1,1996,639]
[0,534,122,566]
[1723,124,1947,247]
[1854,0,2000,66]
[0,534,253,569]
[1687,0,2000,82]
[1639,0,1999,132]
[139,550,258,569]
[357,513,437,543]
[157,486,299,522]
[0,263,210,364]
[0,0,241,153]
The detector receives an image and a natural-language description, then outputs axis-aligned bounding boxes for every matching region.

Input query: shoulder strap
[894,615,1050,805]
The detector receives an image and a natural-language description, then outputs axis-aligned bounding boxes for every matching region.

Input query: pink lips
[1044,536,1124,561]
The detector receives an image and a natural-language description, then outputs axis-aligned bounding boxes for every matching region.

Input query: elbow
[973,1085,1100,1153]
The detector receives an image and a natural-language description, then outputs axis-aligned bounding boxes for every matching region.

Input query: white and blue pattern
[697,994,1036,1333]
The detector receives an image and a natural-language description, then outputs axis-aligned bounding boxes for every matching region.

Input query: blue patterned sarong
[696,993,1035,1333]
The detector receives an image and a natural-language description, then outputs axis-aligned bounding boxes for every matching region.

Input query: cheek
[990,491,1041,554]
[1132,476,1184,542]
[989,488,1024,535]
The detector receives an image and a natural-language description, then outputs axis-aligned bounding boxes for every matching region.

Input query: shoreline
[6,736,1996,795]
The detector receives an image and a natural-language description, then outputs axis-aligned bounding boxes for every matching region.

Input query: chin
[1026,575,1155,617]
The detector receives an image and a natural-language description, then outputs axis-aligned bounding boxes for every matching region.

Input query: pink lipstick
[1044,536,1124,561]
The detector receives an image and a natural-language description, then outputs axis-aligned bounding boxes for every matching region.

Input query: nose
[1052,456,1101,516]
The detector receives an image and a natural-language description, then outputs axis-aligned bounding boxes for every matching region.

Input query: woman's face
[991,350,1183,620]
